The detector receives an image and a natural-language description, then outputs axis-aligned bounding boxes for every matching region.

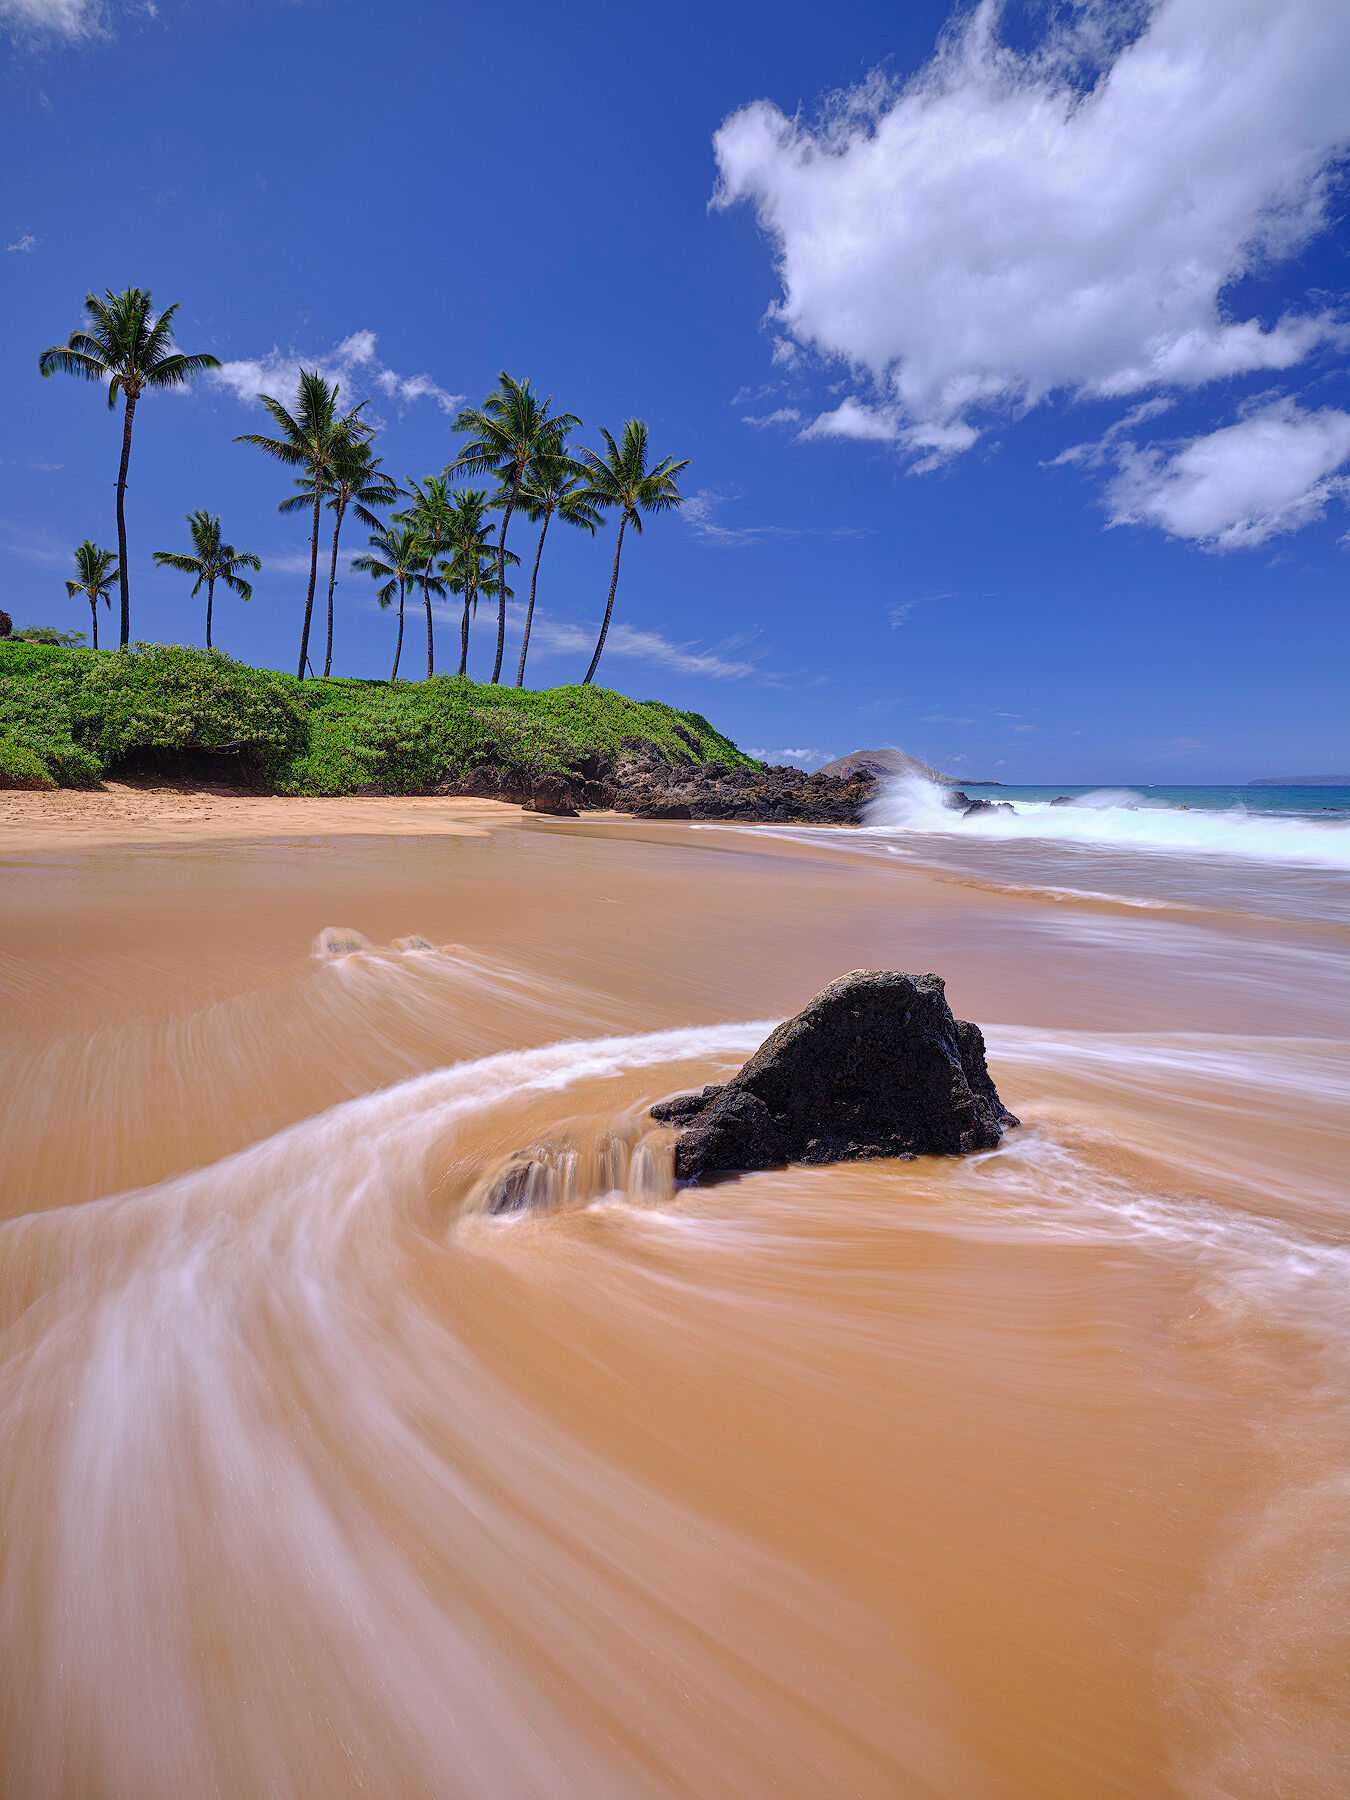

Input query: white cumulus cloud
[210,330,461,416]
[1106,399,1350,548]
[714,0,1350,454]
[5,233,41,253]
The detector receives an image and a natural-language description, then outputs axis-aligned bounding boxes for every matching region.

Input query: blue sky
[3,0,1348,783]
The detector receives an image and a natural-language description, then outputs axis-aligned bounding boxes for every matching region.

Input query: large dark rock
[525,773,579,815]
[436,764,532,803]
[650,970,1018,1180]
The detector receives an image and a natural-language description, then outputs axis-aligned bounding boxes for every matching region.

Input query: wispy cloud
[890,592,952,627]
[5,233,41,253]
[0,523,73,567]
[526,615,758,681]
[746,746,835,769]
[209,330,462,417]
[742,407,802,430]
[1049,398,1176,470]
[684,488,870,548]
[2,0,103,42]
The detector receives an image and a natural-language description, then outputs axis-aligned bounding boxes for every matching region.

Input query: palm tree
[235,370,365,678]
[152,510,260,650]
[578,421,690,686]
[397,474,457,681]
[440,539,519,679]
[64,540,119,650]
[39,288,220,648]
[450,375,579,683]
[351,523,428,683]
[439,489,500,677]
[509,449,601,688]
[282,428,400,677]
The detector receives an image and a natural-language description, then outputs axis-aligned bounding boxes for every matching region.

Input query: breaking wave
[865,777,1350,869]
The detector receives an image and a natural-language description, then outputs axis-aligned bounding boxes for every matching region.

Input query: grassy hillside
[0,642,754,794]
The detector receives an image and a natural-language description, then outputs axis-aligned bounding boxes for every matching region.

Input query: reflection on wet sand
[0,814,1346,1798]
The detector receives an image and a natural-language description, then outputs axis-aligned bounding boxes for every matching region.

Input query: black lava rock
[524,773,579,815]
[650,969,1018,1180]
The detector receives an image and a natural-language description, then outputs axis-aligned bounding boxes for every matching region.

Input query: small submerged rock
[650,970,1018,1181]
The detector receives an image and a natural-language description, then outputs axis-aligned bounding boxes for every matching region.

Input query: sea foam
[864,776,1350,870]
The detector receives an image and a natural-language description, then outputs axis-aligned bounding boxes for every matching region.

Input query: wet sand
[1,793,1346,1798]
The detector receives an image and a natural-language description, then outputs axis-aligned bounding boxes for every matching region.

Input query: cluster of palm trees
[40,286,690,687]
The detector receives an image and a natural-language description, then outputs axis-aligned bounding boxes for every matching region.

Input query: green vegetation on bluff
[0,642,752,795]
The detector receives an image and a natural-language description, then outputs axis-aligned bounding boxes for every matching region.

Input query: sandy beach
[0,781,525,852]
[2,789,1346,1799]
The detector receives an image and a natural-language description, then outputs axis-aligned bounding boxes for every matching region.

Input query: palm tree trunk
[114,394,136,648]
[459,585,472,678]
[583,515,627,686]
[423,573,434,681]
[516,514,550,688]
[390,580,405,682]
[298,476,323,679]
[491,471,523,684]
[205,575,214,651]
[323,497,346,678]
[90,600,98,652]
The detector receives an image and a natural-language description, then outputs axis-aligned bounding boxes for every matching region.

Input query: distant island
[1247,775,1350,787]
[819,748,1002,786]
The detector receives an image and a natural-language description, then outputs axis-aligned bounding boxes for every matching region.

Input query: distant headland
[819,748,1002,787]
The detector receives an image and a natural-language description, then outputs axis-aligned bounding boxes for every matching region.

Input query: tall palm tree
[397,474,457,681]
[282,428,400,677]
[509,449,601,688]
[64,540,118,651]
[578,421,689,685]
[450,375,579,683]
[39,288,220,648]
[152,510,260,650]
[235,370,365,677]
[351,523,427,683]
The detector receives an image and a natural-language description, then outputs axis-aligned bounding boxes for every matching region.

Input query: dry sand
[0,781,530,853]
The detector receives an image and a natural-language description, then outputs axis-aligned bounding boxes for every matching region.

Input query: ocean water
[960,783,1350,815]
[854,778,1350,925]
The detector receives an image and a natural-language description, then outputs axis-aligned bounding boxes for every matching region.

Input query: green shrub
[0,732,56,790]
[0,640,756,795]
[69,643,308,778]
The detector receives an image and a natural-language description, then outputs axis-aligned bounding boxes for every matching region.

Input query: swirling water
[0,820,1346,1798]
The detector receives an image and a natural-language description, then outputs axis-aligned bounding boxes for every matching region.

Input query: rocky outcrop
[437,737,879,824]
[524,773,578,815]
[650,970,1018,1180]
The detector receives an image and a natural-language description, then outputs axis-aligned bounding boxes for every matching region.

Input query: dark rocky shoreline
[436,737,884,824]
